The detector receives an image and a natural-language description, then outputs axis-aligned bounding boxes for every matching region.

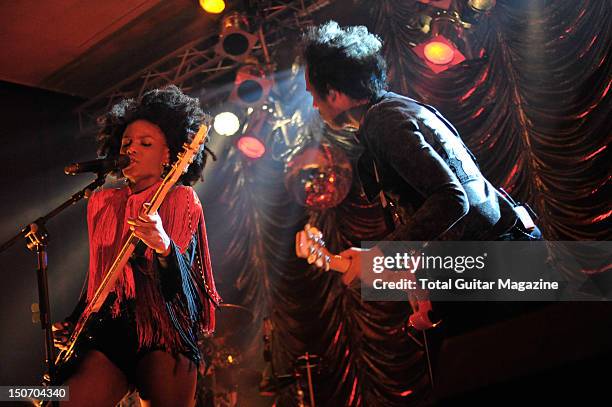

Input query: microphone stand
[0,173,107,402]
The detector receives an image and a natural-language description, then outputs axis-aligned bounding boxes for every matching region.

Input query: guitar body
[51,293,117,385]
[51,316,95,385]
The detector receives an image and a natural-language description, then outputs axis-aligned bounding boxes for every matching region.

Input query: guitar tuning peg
[315,250,324,268]
[307,245,316,264]
[307,253,317,264]
[324,255,331,272]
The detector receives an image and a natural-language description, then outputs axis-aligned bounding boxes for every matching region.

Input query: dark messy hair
[301,21,387,100]
[97,85,213,186]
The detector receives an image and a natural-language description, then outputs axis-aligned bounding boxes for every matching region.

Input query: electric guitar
[52,121,210,383]
[295,223,439,331]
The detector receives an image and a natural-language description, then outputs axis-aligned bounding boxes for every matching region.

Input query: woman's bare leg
[136,350,197,407]
[61,350,129,407]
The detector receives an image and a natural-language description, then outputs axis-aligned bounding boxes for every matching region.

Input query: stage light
[424,41,455,65]
[412,35,466,73]
[199,0,225,14]
[230,64,273,106]
[215,12,257,61]
[236,136,266,159]
[468,0,496,12]
[213,111,240,136]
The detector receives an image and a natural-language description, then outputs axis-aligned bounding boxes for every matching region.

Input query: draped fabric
[205,1,610,405]
[371,0,610,241]
[87,183,219,354]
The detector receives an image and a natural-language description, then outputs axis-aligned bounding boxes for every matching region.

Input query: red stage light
[412,35,466,73]
[424,41,455,65]
[236,136,265,159]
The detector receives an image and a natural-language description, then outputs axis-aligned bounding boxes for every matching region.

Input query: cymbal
[295,353,320,367]
[214,304,254,339]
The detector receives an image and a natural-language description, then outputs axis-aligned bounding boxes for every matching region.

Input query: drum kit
[197,304,322,407]
[258,352,321,407]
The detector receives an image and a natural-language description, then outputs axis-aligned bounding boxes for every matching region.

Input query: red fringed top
[86,181,220,356]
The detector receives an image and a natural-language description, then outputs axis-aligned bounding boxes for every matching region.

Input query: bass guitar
[52,121,210,384]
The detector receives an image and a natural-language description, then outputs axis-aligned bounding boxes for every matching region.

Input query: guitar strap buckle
[514,205,536,232]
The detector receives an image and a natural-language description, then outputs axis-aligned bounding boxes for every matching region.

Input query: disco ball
[284,144,353,210]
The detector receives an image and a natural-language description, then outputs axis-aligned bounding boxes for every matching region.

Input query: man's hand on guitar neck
[337,246,383,286]
[296,225,439,330]
[295,224,383,285]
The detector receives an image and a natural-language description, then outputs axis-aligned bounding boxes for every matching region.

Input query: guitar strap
[371,159,403,233]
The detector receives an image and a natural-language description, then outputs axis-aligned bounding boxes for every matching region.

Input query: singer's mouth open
[122,159,137,172]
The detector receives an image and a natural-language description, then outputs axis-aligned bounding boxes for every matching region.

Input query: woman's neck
[128,176,160,193]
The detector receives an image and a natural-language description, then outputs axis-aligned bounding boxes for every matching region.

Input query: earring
[161,161,171,176]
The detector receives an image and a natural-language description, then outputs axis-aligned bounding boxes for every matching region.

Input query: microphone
[64,155,130,175]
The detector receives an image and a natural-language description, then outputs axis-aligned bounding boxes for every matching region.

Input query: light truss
[76,0,332,132]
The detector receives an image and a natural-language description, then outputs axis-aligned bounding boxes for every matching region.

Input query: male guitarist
[296,22,541,325]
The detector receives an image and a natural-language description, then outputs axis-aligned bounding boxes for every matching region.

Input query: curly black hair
[97,85,213,186]
[301,21,388,100]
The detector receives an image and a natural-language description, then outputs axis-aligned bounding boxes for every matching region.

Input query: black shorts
[83,310,197,385]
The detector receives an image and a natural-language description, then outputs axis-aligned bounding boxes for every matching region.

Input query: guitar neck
[90,233,139,310]
[321,248,351,274]
[332,256,352,274]
[147,172,176,214]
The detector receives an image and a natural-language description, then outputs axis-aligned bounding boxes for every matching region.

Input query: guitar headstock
[296,224,331,271]
[166,121,210,182]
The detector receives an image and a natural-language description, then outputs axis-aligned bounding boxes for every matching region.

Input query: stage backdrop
[204,0,610,405]
[0,1,609,405]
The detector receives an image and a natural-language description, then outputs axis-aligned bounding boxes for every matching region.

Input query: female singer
[53,85,220,407]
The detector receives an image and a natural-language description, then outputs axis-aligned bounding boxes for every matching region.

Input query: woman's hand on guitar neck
[127,203,171,257]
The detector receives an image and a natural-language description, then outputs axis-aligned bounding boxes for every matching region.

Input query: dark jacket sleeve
[157,236,198,303]
[363,104,470,242]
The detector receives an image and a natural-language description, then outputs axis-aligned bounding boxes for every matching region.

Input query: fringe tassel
[86,184,220,360]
